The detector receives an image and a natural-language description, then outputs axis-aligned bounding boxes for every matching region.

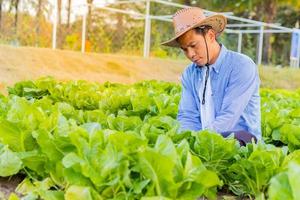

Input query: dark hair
[194,26,212,35]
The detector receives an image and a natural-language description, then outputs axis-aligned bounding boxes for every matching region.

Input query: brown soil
[0,45,188,95]
[1,45,300,96]
[0,175,24,199]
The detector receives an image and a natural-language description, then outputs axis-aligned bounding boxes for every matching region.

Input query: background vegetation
[0,0,300,66]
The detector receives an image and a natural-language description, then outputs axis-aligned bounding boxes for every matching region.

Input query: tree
[35,0,43,45]
[57,0,62,48]
[182,0,191,6]
[86,0,94,43]
[174,0,300,65]
[9,0,20,34]
[231,0,299,64]
[67,0,72,29]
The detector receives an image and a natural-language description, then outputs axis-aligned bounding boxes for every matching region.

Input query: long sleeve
[177,69,202,131]
[212,59,259,133]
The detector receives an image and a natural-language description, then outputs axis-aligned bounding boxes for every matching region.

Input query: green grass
[259,66,300,90]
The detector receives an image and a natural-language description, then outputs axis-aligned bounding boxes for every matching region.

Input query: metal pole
[237,32,242,53]
[81,11,87,53]
[227,24,261,28]
[226,29,292,34]
[257,26,264,66]
[52,0,57,49]
[105,0,147,6]
[153,0,292,32]
[143,0,151,58]
[297,31,300,68]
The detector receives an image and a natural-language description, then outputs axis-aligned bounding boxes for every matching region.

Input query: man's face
[178,29,212,66]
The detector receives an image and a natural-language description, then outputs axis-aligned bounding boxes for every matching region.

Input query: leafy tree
[8,0,20,35]
[67,0,72,29]
[173,0,300,65]
[57,0,62,48]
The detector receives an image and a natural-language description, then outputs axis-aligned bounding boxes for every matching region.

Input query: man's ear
[208,29,216,42]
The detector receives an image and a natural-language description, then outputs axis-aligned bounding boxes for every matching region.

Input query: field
[1,45,300,92]
[0,46,300,199]
[0,45,186,94]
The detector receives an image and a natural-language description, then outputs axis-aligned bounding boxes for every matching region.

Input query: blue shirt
[177,45,261,140]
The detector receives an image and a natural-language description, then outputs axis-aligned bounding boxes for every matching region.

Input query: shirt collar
[209,44,227,74]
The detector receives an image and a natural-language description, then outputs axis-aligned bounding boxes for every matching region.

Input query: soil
[0,175,24,199]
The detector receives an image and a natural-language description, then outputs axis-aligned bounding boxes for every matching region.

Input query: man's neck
[209,43,221,65]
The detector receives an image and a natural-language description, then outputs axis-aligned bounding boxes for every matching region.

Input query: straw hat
[161,7,227,48]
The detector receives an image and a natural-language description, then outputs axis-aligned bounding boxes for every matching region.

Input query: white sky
[49,0,113,22]
[46,0,106,23]
[3,0,120,23]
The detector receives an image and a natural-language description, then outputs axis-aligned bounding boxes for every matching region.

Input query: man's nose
[187,49,195,59]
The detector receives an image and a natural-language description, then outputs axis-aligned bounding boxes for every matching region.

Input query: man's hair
[195,25,218,41]
[194,26,212,36]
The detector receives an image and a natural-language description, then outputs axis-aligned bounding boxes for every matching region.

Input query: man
[161,7,261,144]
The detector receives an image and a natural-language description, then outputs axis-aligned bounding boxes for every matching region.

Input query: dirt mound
[0,45,188,94]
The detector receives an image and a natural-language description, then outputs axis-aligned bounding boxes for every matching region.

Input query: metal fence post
[143,0,151,58]
[52,0,57,50]
[81,9,87,53]
[297,31,300,68]
[237,32,242,53]
[257,26,264,66]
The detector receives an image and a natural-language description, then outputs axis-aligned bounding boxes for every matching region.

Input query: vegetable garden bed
[0,78,300,200]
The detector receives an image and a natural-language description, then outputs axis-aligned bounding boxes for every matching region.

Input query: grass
[259,66,300,90]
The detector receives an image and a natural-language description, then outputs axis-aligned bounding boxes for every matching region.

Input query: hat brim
[161,14,227,48]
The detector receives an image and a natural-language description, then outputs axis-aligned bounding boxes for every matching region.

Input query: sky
[49,0,115,23]
[3,0,132,23]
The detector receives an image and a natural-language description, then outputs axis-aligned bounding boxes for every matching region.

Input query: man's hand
[234,130,257,146]
[221,130,257,146]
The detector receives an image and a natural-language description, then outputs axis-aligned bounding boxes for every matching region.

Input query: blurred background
[0,0,300,67]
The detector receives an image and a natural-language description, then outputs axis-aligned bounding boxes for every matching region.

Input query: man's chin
[194,61,205,67]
